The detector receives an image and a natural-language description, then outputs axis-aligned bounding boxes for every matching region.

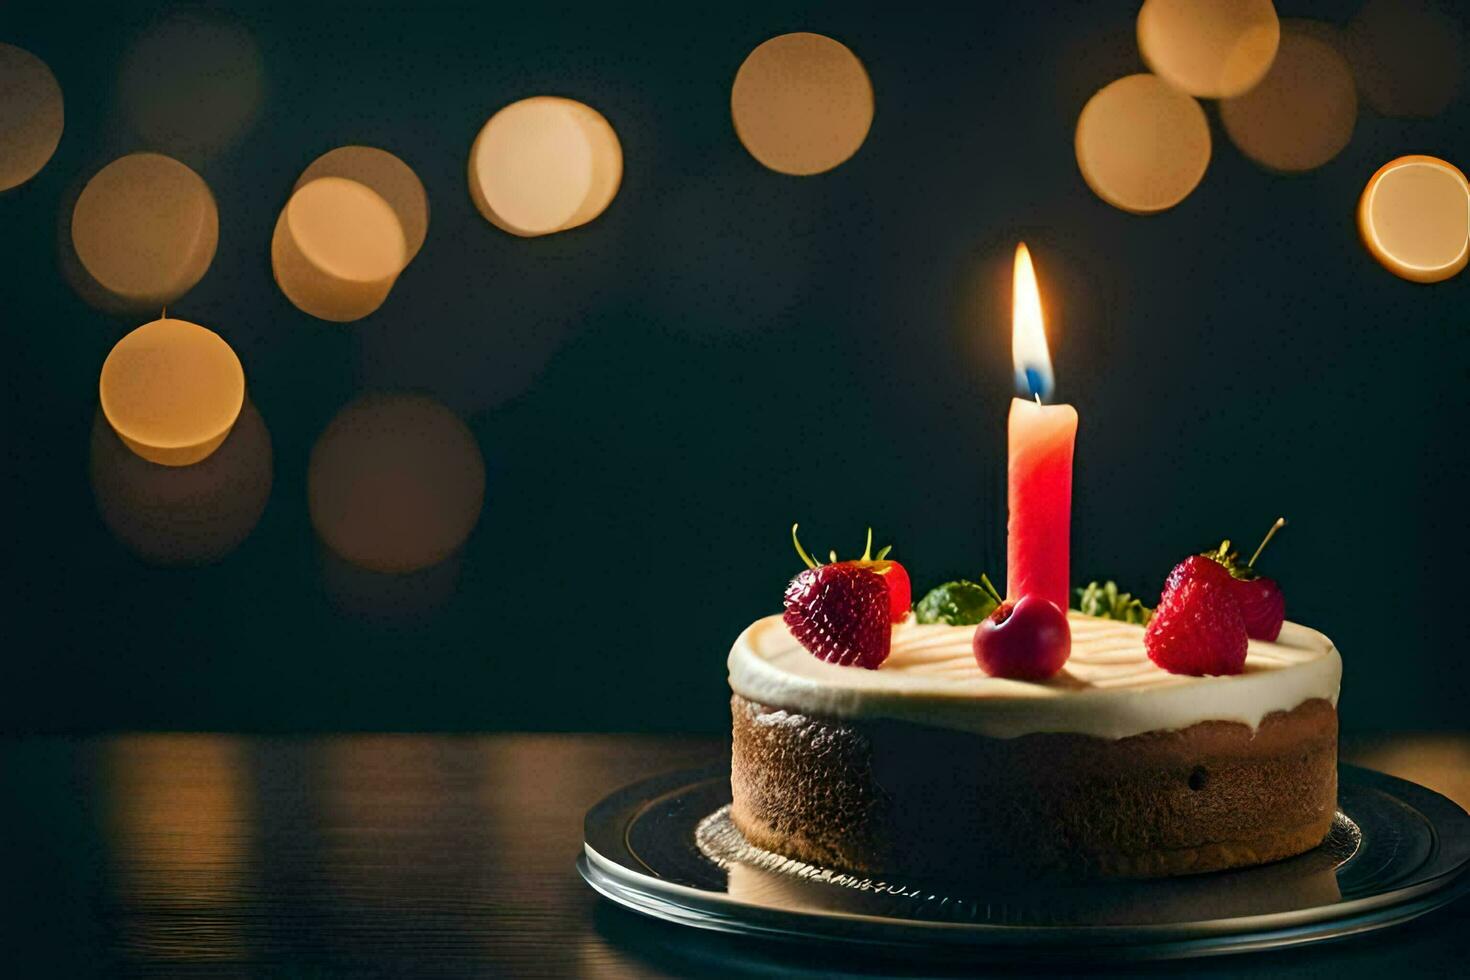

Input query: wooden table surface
[2,733,1466,978]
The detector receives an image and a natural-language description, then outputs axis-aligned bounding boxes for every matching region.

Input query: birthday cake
[728,590,1341,879]
[728,518,1340,879]
[727,247,1342,880]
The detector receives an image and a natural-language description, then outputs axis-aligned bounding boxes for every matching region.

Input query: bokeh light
[1220,22,1357,173]
[71,153,218,308]
[731,32,873,176]
[296,146,429,263]
[468,96,622,237]
[1358,155,1469,283]
[0,43,64,192]
[91,399,272,565]
[308,393,485,574]
[1347,0,1465,119]
[118,10,264,160]
[99,317,244,467]
[1075,73,1211,214]
[1137,0,1281,99]
[272,176,407,322]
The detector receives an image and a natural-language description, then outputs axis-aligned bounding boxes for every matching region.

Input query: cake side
[730,692,1338,878]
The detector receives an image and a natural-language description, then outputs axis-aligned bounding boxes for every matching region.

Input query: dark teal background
[2,1,1466,733]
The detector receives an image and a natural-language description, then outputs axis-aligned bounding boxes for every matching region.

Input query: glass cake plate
[577,764,1470,962]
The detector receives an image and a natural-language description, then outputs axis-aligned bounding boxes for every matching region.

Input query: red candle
[1006,244,1076,613]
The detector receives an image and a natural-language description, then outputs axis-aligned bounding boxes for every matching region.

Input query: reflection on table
[0,733,1462,978]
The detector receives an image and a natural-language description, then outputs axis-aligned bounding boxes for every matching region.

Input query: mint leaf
[1074,580,1152,625]
[914,577,1001,626]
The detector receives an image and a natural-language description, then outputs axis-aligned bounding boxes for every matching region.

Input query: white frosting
[728,613,1341,740]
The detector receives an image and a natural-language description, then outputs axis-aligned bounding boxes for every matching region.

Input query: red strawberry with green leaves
[1144,555,1249,676]
[1199,519,1288,642]
[782,525,911,669]
[1234,578,1285,642]
[1165,552,1234,594]
[1144,518,1291,675]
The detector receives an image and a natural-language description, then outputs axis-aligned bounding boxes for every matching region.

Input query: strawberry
[1144,557,1249,676]
[1198,519,1289,641]
[1234,577,1285,642]
[876,561,912,624]
[1165,553,1235,594]
[782,525,910,669]
[784,564,892,668]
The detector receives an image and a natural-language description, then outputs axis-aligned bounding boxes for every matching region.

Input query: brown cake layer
[730,693,1337,878]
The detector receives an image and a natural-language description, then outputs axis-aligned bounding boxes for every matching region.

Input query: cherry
[972,595,1071,680]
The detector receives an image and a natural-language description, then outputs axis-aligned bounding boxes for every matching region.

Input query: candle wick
[1034,392,1042,406]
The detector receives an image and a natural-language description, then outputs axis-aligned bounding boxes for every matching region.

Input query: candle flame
[1011,242,1054,402]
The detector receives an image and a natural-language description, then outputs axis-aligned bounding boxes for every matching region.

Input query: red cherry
[972,596,1071,680]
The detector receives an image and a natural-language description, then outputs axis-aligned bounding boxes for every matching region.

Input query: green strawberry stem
[1203,516,1289,581]
[791,524,819,570]
[792,524,895,571]
[1248,517,1287,568]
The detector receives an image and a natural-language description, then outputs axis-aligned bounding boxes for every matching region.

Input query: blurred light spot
[104,736,252,958]
[731,32,873,176]
[1137,0,1281,99]
[99,317,244,466]
[296,146,429,262]
[54,173,147,316]
[71,153,218,307]
[90,399,271,565]
[1358,155,1469,283]
[1347,0,1465,118]
[1220,22,1357,173]
[309,393,484,573]
[0,43,63,191]
[468,96,622,236]
[272,176,407,322]
[1075,74,1211,214]
[118,10,263,160]
[284,178,406,283]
